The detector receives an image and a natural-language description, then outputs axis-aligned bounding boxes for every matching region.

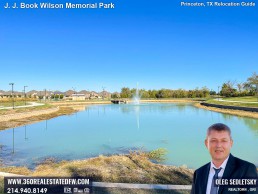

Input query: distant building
[71,93,86,100]
[89,91,99,99]
[99,91,112,99]
[78,90,91,99]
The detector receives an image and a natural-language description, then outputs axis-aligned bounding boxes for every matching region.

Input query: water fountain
[132,83,141,128]
[133,83,140,104]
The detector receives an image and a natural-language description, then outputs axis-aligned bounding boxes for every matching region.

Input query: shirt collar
[210,155,229,170]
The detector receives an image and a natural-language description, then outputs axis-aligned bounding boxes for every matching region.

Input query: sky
[0,0,258,92]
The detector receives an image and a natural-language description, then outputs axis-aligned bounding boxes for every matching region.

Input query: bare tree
[244,72,258,100]
[237,83,244,92]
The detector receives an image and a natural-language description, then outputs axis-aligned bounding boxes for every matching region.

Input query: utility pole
[44,89,47,102]
[256,84,258,102]
[102,86,105,100]
[72,87,76,100]
[217,86,220,100]
[9,83,14,109]
[24,86,28,105]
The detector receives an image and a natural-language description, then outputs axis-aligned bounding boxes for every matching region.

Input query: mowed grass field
[207,96,258,108]
[221,96,258,102]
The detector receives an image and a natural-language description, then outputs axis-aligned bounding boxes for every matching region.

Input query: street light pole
[256,84,258,102]
[72,87,76,101]
[102,86,105,100]
[9,83,14,109]
[44,89,47,102]
[24,86,28,105]
[217,86,220,100]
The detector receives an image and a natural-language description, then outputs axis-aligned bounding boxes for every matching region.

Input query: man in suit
[191,123,258,194]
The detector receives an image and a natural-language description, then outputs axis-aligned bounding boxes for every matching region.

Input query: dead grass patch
[0,106,78,131]
[0,151,193,185]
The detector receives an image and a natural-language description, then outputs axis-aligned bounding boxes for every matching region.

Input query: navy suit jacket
[191,154,258,194]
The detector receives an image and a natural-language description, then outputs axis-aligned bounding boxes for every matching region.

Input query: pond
[0,103,257,169]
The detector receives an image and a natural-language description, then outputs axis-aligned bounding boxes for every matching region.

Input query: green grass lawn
[221,96,258,102]
[0,101,32,107]
[207,99,258,108]
[0,104,53,115]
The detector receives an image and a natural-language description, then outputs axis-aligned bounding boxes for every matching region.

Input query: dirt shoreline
[0,101,113,131]
[0,152,193,185]
[0,106,78,131]
[194,103,258,119]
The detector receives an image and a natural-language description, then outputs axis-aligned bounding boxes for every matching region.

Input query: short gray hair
[206,123,232,139]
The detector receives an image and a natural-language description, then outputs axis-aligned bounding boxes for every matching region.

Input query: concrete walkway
[92,182,191,190]
[0,102,45,110]
[0,172,23,177]
[215,98,258,104]
[0,172,192,190]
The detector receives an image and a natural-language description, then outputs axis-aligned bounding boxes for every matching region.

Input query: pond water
[0,103,257,169]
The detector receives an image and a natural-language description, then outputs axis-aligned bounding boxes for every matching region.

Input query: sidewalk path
[0,102,45,110]
[0,172,23,177]
[215,98,258,104]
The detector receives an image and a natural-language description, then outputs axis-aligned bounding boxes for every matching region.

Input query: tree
[111,93,120,98]
[220,81,237,97]
[140,90,150,98]
[201,87,210,98]
[210,90,216,95]
[237,83,244,93]
[120,87,131,98]
[245,72,258,100]
[148,90,157,98]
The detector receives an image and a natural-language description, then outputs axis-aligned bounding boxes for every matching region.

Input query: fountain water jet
[132,83,141,128]
[133,82,141,104]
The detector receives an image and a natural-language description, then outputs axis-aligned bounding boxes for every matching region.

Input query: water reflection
[242,118,258,135]
[134,105,140,129]
[119,103,190,114]
[215,112,258,135]
[24,125,28,140]
[12,128,14,154]
[45,120,48,130]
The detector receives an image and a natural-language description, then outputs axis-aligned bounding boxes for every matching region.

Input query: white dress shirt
[206,156,229,194]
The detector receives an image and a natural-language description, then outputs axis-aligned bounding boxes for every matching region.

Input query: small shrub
[147,148,168,162]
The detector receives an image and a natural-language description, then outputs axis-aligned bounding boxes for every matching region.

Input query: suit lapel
[218,154,236,193]
[223,154,236,177]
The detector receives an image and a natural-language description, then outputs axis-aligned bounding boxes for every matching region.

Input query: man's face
[205,130,233,164]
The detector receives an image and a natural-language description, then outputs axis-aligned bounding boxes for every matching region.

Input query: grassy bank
[0,101,31,107]
[194,103,258,119]
[0,106,78,131]
[0,150,193,193]
[221,96,258,102]
[49,100,112,106]
[206,99,258,108]
[0,104,53,115]
[0,150,193,185]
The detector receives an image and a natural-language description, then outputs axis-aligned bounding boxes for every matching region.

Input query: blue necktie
[210,167,222,194]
